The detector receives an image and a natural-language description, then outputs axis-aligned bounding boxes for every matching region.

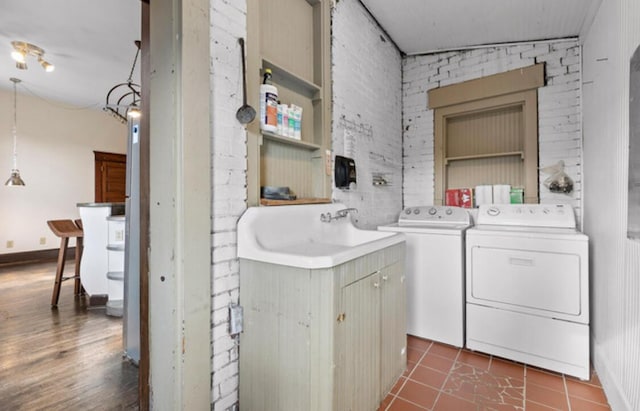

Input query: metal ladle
[236,38,256,124]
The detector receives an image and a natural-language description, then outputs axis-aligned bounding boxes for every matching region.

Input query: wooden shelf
[262,58,321,99]
[445,151,524,165]
[262,131,321,150]
[260,197,331,206]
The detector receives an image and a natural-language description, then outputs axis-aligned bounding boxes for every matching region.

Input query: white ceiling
[0,1,603,107]
[0,0,140,108]
[360,0,603,55]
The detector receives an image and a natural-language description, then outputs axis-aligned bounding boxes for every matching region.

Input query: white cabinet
[77,202,125,305]
[239,243,406,411]
[106,215,125,317]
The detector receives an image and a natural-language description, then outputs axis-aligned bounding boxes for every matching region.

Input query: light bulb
[11,50,25,63]
[38,57,55,72]
[127,106,141,118]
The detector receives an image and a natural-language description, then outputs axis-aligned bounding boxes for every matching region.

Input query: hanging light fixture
[10,41,55,72]
[103,41,141,123]
[5,78,25,186]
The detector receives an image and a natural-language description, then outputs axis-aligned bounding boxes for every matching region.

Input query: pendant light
[5,78,25,186]
[103,41,141,123]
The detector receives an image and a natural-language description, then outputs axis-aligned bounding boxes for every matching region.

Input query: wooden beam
[428,63,545,109]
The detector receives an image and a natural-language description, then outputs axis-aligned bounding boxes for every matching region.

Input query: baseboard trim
[593,341,634,411]
[0,247,78,266]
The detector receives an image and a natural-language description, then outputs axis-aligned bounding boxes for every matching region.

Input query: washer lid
[476,204,576,229]
[379,222,469,234]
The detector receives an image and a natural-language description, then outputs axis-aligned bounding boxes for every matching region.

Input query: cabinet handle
[373,282,380,288]
[337,313,346,322]
[382,275,388,282]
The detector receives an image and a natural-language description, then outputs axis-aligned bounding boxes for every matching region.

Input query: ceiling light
[10,41,54,73]
[38,57,55,72]
[104,41,142,123]
[5,78,25,187]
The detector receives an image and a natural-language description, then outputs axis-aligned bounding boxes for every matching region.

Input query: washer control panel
[476,204,576,228]
[398,206,471,225]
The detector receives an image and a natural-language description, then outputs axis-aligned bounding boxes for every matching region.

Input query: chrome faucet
[320,208,358,223]
[335,208,358,219]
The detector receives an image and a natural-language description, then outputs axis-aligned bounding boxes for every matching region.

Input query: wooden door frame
[138,0,150,408]
[144,0,212,408]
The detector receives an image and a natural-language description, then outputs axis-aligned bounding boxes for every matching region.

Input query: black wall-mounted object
[335,155,356,189]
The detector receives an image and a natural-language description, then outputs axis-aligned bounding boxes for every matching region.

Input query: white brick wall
[403,40,583,221]
[210,0,247,410]
[331,0,404,228]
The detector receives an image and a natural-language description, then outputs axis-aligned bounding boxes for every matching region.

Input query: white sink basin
[237,204,405,269]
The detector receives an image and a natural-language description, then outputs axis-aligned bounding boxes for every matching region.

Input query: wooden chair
[47,219,84,307]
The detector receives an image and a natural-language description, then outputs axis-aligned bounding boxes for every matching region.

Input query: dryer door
[468,246,582,319]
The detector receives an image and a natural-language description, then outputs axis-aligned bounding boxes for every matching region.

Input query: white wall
[0,88,126,254]
[582,0,640,409]
[331,0,403,229]
[402,40,583,222]
[210,0,247,409]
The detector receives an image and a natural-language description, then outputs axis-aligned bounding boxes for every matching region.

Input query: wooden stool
[47,219,84,307]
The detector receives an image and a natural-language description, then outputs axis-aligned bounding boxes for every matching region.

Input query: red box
[445,189,461,206]
[459,188,473,208]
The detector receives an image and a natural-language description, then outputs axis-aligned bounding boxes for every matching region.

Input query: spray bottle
[259,68,278,133]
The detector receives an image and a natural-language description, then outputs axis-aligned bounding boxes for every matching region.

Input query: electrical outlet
[229,304,243,335]
[39,237,46,245]
[6,240,14,248]
[115,230,124,242]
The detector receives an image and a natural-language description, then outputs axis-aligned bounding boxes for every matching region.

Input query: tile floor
[380,336,610,411]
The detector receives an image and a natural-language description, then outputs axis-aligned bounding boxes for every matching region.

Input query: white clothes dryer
[466,204,589,379]
[379,206,472,347]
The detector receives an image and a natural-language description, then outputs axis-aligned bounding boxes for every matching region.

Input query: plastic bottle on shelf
[259,68,278,133]
[291,105,302,140]
[287,105,295,137]
[276,104,285,135]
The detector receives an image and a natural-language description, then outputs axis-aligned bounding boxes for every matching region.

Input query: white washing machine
[466,204,590,380]
[379,206,472,347]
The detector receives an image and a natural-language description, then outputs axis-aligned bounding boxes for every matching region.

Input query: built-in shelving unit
[444,151,525,164]
[262,131,321,150]
[247,0,332,206]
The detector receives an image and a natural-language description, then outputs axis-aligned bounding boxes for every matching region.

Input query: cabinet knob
[382,275,388,282]
[373,282,380,288]
[337,313,346,322]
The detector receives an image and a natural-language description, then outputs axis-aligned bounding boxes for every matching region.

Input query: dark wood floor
[0,261,138,410]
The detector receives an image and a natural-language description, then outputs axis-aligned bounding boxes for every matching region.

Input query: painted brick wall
[331,0,404,228]
[403,40,583,222]
[210,0,247,409]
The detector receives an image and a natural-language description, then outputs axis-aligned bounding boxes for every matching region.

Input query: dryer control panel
[476,204,576,228]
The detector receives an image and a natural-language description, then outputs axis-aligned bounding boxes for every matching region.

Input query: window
[428,64,544,205]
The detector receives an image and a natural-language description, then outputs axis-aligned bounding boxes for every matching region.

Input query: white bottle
[259,68,278,133]
[291,104,302,140]
[287,106,295,138]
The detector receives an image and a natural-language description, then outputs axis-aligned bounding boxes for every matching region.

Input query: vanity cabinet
[239,243,406,411]
[246,0,332,206]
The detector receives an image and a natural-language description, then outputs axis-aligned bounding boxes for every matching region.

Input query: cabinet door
[336,271,381,411]
[380,262,407,395]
